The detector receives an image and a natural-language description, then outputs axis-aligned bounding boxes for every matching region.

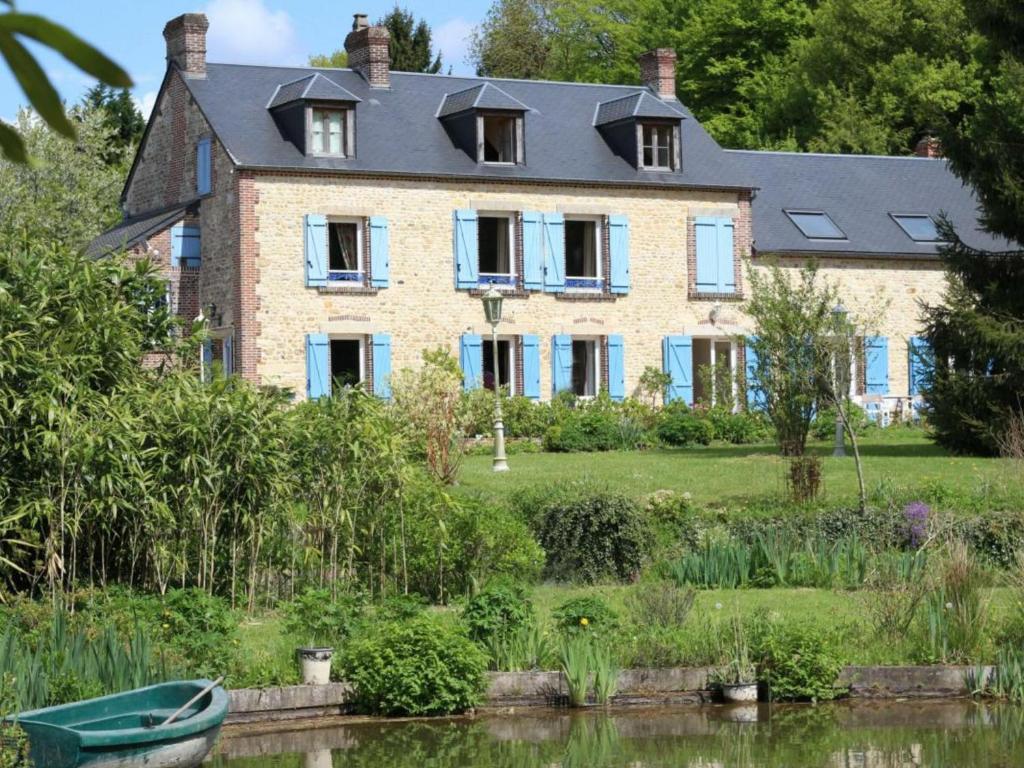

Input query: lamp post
[481,288,510,472]
[831,303,848,458]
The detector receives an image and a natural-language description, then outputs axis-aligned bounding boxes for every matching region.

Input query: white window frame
[483,335,517,396]
[328,335,366,388]
[208,330,234,377]
[326,217,364,283]
[477,112,523,165]
[476,211,517,289]
[564,215,604,290]
[638,122,678,171]
[570,336,601,399]
[308,105,354,158]
[693,337,738,410]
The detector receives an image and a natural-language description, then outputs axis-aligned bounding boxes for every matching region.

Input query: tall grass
[0,610,171,710]
[559,638,590,707]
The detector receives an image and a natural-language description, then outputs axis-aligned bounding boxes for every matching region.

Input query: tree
[470,0,551,79]
[309,49,348,68]
[82,84,144,156]
[920,2,1024,455]
[381,6,442,73]
[0,6,132,162]
[0,107,127,250]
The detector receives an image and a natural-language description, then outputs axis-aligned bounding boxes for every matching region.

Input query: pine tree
[380,7,442,74]
[922,0,1024,454]
[81,84,144,159]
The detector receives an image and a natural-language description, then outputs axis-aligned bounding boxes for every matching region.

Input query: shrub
[281,588,362,647]
[656,403,714,447]
[461,583,534,645]
[535,488,651,583]
[552,596,619,636]
[543,405,620,452]
[627,580,695,630]
[749,614,846,702]
[707,407,772,444]
[811,402,870,441]
[339,615,488,716]
[159,588,235,675]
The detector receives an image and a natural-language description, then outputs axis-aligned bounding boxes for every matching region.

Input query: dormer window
[310,107,352,157]
[481,114,517,163]
[267,73,360,158]
[641,123,674,170]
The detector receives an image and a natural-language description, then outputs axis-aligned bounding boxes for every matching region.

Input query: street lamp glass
[482,287,503,325]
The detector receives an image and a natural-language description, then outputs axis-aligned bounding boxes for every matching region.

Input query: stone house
[89,12,1004,415]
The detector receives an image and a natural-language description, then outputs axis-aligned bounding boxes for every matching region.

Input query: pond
[212,700,1024,767]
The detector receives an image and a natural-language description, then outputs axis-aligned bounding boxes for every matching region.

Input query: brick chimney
[639,49,677,100]
[345,13,391,88]
[915,135,942,158]
[164,13,209,78]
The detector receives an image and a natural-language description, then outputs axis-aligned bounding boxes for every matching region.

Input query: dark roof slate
[437,82,530,117]
[267,73,360,109]
[594,91,685,126]
[730,150,1012,257]
[185,64,754,189]
[85,202,195,259]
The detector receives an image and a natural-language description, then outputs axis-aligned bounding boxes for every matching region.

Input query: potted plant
[284,589,357,685]
[712,614,758,702]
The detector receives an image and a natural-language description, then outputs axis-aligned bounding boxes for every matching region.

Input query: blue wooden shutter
[202,338,213,382]
[369,216,389,288]
[372,334,392,399]
[551,334,573,393]
[304,214,328,287]
[460,334,483,391]
[745,336,765,410]
[716,218,735,293]
[608,215,630,294]
[543,213,565,293]
[197,138,211,196]
[454,209,479,289]
[662,335,693,404]
[171,224,201,268]
[694,217,718,293]
[607,334,625,401]
[908,337,933,396]
[306,333,330,399]
[865,336,889,395]
[223,334,233,376]
[522,211,544,290]
[521,334,541,400]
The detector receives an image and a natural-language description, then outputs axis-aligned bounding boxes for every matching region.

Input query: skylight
[784,210,846,240]
[891,213,943,243]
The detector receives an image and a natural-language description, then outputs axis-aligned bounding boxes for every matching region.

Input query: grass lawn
[458,430,1021,507]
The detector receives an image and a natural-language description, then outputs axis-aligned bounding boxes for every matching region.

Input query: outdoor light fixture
[831,303,848,458]
[481,288,509,472]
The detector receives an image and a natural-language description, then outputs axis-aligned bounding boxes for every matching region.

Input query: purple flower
[903,501,930,549]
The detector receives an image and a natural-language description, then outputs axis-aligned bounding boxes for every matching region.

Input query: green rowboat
[9,679,228,768]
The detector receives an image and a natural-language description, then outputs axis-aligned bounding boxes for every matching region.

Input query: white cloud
[434,17,475,75]
[204,0,303,66]
[134,90,159,120]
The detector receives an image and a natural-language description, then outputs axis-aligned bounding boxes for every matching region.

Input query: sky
[0,0,483,122]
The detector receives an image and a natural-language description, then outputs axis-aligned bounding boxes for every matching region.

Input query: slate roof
[86,201,195,258]
[181,64,754,189]
[594,91,686,126]
[267,73,360,109]
[729,150,1012,257]
[436,82,530,118]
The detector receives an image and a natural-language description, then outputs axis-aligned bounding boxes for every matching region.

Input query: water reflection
[213,701,1024,767]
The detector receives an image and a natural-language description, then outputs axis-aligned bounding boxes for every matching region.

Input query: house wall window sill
[689,291,743,302]
[468,288,530,298]
[555,292,617,302]
[317,286,379,295]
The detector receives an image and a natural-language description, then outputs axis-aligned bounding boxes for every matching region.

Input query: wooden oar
[162,676,224,727]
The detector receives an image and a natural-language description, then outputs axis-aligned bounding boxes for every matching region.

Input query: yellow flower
[162,623,170,629]
[579,617,589,627]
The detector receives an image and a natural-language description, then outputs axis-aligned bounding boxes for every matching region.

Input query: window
[330,338,363,389]
[328,220,362,281]
[478,215,514,284]
[483,338,514,393]
[641,123,674,170]
[692,339,736,407]
[571,339,599,397]
[196,138,211,196]
[891,213,943,242]
[784,210,846,240]
[311,108,347,156]
[565,218,601,287]
[481,114,517,163]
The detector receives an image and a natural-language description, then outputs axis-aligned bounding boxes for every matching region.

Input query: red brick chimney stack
[639,49,677,100]
[345,12,391,88]
[164,13,209,78]
[915,136,943,158]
